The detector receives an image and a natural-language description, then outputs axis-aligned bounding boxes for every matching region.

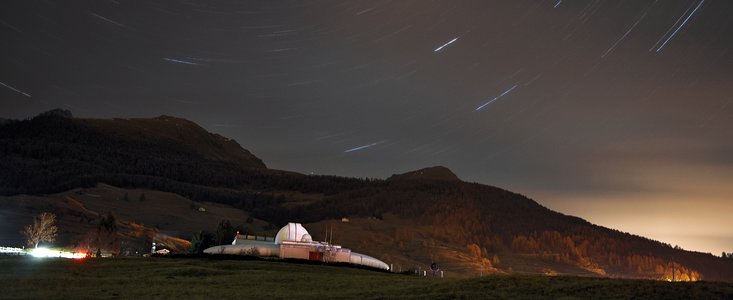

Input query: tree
[23,212,58,248]
[85,212,120,255]
[492,254,501,266]
[214,220,235,246]
[467,243,482,260]
[190,231,215,254]
[242,226,255,236]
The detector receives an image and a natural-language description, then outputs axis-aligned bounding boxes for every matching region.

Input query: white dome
[275,223,310,244]
[301,234,312,242]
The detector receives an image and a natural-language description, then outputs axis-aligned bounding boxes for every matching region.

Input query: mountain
[0,110,266,196]
[1,110,731,282]
[84,115,265,168]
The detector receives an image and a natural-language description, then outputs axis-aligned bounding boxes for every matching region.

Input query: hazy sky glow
[1,1,731,254]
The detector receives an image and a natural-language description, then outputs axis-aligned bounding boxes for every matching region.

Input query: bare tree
[23,212,58,248]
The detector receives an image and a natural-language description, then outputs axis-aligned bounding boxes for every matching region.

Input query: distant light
[70,252,87,260]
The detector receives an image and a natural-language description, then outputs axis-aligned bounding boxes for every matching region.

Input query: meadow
[0,256,731,299]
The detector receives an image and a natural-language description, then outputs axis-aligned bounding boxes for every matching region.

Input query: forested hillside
[257,177,730,281]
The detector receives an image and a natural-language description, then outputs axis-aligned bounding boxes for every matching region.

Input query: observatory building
[203,222,389,270]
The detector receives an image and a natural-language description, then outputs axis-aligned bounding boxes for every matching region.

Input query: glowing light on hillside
[661,275,699,282]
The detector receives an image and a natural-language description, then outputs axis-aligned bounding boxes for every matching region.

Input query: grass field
[1,256,731,299]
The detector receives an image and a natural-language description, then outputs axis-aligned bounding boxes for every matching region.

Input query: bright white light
[31,247,54,258]
[30,247,87,259]
[63,252,87,259]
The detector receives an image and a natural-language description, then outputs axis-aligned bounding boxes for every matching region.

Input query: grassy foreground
[1,256,731,299]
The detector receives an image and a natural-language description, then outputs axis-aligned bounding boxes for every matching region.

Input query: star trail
[434,37,459,52]
[475,84,519,111]
[163,58,202,66]
[0,81,31,98]
[344,141,385,153]
[652,0,706,52]
[601,12,647,58]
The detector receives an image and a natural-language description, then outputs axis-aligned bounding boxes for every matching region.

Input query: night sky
[2,1,732,255]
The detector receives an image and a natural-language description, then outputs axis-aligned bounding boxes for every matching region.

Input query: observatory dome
[301,234,312,242]
[275,223,310,244]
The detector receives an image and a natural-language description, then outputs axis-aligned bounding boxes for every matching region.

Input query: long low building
[204,223,390,270]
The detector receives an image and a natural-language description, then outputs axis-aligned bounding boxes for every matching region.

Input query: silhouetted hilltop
[37,108,73,119]
[0,110,264,196]
[388,166,462,182]
[81,115,265,168]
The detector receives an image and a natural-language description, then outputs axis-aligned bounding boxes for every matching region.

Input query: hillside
[0,184,274,253]
[276,178,732,281]
[1,110,732,282]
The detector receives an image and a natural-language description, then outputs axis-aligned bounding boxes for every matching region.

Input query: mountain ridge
[79,115,266,168]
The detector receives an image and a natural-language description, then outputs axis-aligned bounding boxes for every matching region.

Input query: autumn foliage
[23,212,58,248]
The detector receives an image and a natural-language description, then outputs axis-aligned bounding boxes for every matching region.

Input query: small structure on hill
[154,249,170,256]
[203,222,389,270]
